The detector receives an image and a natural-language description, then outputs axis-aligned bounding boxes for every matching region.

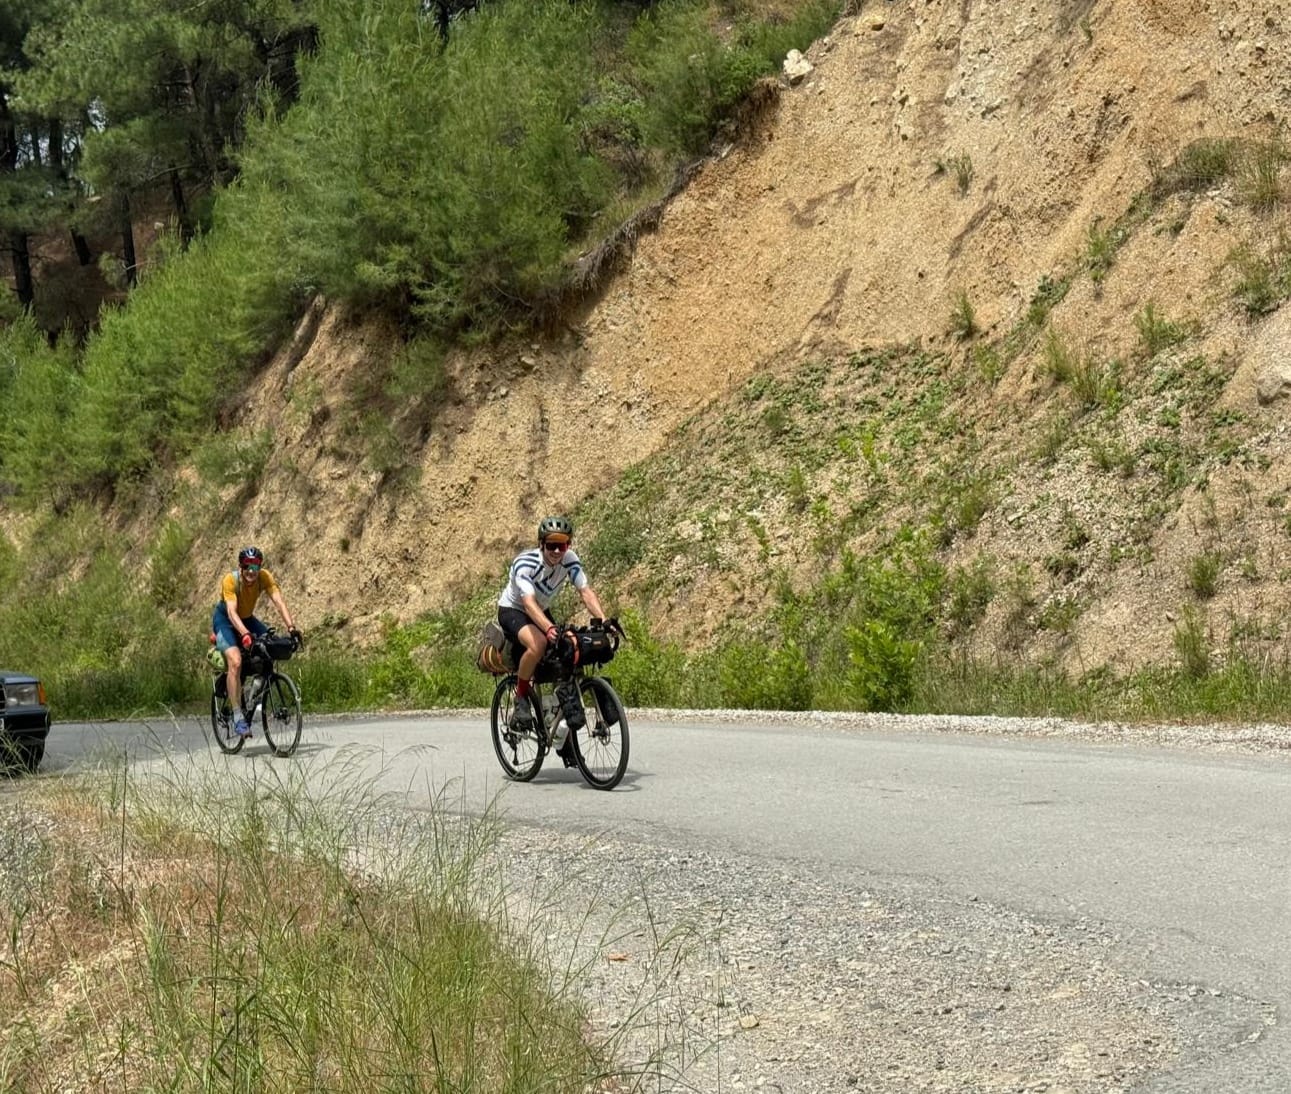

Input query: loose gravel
[492,829,1273,1094]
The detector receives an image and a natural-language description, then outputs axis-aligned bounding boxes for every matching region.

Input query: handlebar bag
[263,635,296,661]
[577,627,616,665]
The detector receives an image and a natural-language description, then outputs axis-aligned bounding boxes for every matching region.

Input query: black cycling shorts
[498,607,536,645]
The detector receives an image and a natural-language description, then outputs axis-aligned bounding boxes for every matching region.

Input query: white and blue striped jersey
[498,548,588,611]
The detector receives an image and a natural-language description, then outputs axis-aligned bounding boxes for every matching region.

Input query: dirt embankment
[174,0,1290,668]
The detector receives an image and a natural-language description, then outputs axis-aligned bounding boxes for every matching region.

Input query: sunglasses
[241,565,262,575]
[543,540,569,553]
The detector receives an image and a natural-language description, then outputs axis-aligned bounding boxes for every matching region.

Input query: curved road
[33,710,1291,1092]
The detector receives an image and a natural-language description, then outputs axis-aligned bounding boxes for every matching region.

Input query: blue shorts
[212,603,268,653]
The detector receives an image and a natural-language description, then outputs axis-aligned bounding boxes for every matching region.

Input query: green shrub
[946,557,995,636]
[1237,141,1287,211]
[843,619,921,711]
[717,637,811,710]
[63,222,298,491]
[628,0,836,157]
[936,152,974,195]
[193,428,275,490]
[1230,242,1291,316]
[1024,275,1070,330]
[973,344,1004,385]
[1186,551,1222,599]
[1084,220,1121,283]
[149,520,196,614]
[0,316,80,498]
[1172,605,1211,679]
[1152,138,1239,196]
[586,506,650,578]
[598,610,692,707]
[950,289,977,339]
[0,509,203,718]
[1134,301,1189,357]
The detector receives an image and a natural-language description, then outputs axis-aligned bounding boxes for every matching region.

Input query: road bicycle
[488,621,630,790]
[209,629,303,757]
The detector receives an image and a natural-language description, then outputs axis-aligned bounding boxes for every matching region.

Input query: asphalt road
[31,710,1291,1092]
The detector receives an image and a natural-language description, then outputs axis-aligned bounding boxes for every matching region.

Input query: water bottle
[542,691,560,729]
[550,718,569,749]
[244,675,264,707]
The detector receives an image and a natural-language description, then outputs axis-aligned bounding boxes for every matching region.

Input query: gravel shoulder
[495,825,1275,1094]
[342,706,1291,757]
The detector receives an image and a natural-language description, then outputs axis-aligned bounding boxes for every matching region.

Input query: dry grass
[0,759,659,1094]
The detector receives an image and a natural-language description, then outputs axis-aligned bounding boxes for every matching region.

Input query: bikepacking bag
[263,635,296,661]
[476,620,510,675]
[576,626,616,665]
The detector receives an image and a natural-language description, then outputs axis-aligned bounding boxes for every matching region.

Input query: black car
[1,671,50,773]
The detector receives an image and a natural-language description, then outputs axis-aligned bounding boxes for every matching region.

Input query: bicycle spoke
[261,673,302,758]
[573,677,629,790]
[491,677,544,781]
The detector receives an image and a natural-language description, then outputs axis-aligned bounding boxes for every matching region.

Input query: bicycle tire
[209,686,244,755]
[490,676,545,781]
[572,676,629,790]
[261,672,303,758]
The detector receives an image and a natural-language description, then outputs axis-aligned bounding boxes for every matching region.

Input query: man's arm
[579,585,607,621]
[268,589,297,633]
[225,594,252,643]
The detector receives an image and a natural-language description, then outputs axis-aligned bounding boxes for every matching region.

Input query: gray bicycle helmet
[538,515,574,543]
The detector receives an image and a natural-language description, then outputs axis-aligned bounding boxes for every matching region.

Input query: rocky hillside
[176,0,1291,672]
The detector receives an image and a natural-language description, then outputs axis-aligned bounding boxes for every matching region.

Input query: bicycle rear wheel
[573,676,629,790]
[261,672,302,758]
[491,676,544,781]
[209,686,244,755]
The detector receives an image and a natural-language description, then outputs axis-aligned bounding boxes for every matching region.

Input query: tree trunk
[170,167,194,245]
[50,121,92,264]
[120,194,137,287]
[1,95,16,173]
[0,95,28,305]
[11,231,33,307]
[71,230,92,265]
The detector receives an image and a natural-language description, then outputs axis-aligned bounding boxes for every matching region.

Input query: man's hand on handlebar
[240,633,254,650]
[289,627,303,648]
[545,624,560,644]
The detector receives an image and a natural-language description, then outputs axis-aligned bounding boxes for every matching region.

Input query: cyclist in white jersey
[497,515,609,730]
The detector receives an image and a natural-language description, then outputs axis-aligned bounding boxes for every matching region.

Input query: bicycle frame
[489,633,629,789]
[209,630,303,758]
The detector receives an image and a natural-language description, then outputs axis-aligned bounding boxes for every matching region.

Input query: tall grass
[0,754,702,1091]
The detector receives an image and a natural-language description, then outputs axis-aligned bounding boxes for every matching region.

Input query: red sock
[517,677,532,698]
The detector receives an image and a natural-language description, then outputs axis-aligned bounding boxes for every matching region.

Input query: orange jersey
[218,568,280,619]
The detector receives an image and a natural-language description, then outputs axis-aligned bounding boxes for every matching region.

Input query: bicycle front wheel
[261,672,303,758]
[573,676,629,790]
[491,676,544,781]
[210,686,244,755]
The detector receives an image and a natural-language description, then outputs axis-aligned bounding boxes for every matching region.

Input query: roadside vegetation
[0,0,838,502]
[0,758,696,1090]
[3,5,1291,727]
